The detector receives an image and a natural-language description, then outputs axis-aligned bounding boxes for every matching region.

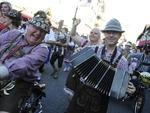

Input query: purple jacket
[0,30,49,82]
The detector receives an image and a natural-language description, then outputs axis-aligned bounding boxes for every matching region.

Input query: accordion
[66,47,130,99]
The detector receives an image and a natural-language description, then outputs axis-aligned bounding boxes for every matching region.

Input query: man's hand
[0,65,9,80]
[58,20,64,26]
[73,18,81,26]
[126,82,136,94]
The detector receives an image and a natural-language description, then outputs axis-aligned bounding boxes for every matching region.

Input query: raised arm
[70,18,84,46]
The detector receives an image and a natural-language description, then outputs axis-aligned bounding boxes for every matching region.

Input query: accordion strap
[113,53,122,68]
[101,46,118,65]
[94,46,99,53]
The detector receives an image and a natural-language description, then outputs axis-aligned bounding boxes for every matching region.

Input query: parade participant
[0,9,22,35]
[123,41,132,58]
[0,1,12,31]
[64,18,102,98]
[0,16,51,113]
[0,1,11,15]
[49,27,68,79]
[128,26,150,73]
[127,26,150,113]
[63,36,75,72]
[44,20,67,79]
[70,18,102,48]
[65,18,136,113]
[39,27,55,73]
[32,10,52,73]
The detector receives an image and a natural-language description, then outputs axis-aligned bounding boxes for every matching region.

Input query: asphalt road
[41,63,69,113]
[41,63,150,113]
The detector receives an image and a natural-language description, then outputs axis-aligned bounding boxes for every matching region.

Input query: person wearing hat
[64,18,136,113]
[0,9,22,35]
[0,16,51,113]
[127,27,150,113]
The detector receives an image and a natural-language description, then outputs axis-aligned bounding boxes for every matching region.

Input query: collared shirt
[44,29,56,47]
[0,29,49,82]
[95,45,128,71]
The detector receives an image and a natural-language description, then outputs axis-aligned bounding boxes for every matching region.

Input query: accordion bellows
[68,47,130,99]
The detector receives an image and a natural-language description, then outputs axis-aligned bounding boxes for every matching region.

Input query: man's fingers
[126,82,136,94]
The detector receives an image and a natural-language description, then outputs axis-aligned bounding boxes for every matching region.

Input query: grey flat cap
[101,18,124,33]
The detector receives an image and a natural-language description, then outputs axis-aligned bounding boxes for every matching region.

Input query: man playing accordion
[65,18,136,113]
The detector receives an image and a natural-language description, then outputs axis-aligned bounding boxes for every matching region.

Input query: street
[41,63,150,113]
[41,63,69,113]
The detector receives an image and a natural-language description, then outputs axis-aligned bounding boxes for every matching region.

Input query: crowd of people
[0,1,149,113]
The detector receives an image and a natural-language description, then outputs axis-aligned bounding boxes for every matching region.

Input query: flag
[136,25,150,46]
